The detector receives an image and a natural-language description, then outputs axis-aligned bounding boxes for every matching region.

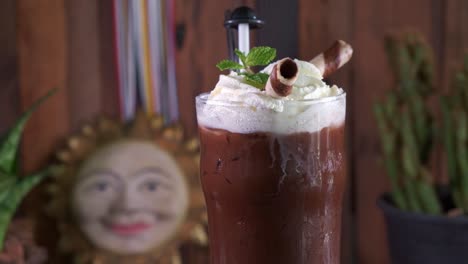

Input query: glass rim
[195,91,346,106]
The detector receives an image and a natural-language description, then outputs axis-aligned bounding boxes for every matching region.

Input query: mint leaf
[215,46,276,89]
[246,47,276,67]
[241,72,270,89]
[235,49,248,67]
[216,60,243,71]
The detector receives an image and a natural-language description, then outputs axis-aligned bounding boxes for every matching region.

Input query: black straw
[223,6,265,61]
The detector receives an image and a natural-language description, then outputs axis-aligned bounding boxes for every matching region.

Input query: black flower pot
[378,193,468,264]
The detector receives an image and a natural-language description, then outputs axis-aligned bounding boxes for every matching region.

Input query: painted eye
[144,181,159,192]
[95,181,109,192]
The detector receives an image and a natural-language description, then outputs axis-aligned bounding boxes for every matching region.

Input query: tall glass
[196,92,346,264]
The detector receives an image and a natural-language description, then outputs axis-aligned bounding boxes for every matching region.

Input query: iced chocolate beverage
[196,42,351,264]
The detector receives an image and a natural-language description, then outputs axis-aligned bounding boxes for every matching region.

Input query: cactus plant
[0,90,55,250]
[374,32,441,214]
[441,53,468,213]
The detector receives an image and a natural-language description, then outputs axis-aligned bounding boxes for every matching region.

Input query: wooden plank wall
[16,0,119,174]
[17,0,70,173]
[1,0,467,263]
[0,0,19,135]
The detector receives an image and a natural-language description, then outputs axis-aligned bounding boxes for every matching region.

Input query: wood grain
[443,0,468,97]
[97,0,120,118]
[0,0,19,135]
[352,2,396,263]
[63,0,119,128]
[17,0,69,173]
[65,0,103,130]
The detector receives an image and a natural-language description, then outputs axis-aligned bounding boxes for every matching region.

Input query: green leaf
[0,166,51,249]
[416,171,442,214]
[0,178,14,203]
[245,46,276,67]
[391,188,408,211]
[216,60,243,71]
[440,97,459,204]
[241,72,270,89]
[0,191,14,250]
[0,89,56,174]
[216,46,276,87]
[403,179,423,213]
[235,49,248,67]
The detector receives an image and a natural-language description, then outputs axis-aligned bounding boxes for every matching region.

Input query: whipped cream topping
[197,59,346,134]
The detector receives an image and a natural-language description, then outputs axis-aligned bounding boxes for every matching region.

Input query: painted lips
[109,222,152,236]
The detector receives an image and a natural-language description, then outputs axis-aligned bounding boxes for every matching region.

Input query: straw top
[224,6,265,29]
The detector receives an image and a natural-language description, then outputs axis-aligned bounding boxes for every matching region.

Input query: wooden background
[1,0,468,263]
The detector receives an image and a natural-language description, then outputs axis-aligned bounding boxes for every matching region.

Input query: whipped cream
[197,59,346,134]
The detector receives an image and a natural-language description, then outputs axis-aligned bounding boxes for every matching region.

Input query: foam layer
[196,59,346,134]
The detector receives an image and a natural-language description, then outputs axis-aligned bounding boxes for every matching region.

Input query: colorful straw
[112,0,179,122]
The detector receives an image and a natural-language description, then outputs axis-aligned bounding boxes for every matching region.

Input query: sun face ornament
[46,113,207,263]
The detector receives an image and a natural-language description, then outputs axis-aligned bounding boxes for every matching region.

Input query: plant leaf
[245,46,277,67]
[0,176,14,203]
[0,166,51,249]
[242,73,269,89]
[0,89,56,174]
[235,49,248,67]
[216,60,243,71]
[0,188,13,250]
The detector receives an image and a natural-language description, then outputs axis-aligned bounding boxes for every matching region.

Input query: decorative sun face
[72,140,189,254]
[46,114,207,263]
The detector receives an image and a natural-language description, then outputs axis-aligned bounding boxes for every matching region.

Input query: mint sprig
[216,46,277,89]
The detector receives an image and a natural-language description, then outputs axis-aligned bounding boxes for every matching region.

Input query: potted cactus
[375,32,468,264]
[0,92,55,264]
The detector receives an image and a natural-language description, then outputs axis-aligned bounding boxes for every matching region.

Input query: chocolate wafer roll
[310,40,353,78]
[265,58,299,98]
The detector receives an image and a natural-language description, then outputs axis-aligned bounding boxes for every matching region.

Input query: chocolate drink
[198,123,346,264]
[196,53,348,263]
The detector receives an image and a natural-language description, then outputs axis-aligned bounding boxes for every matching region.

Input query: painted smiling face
[72,140,189,254]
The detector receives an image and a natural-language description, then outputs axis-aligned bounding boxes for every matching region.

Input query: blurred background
[0,0,467,263]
